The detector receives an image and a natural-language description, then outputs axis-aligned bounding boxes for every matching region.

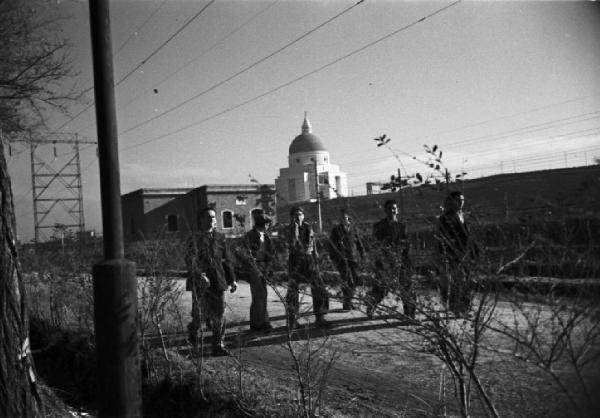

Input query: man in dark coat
[286,206,329,328]
[437,191,478,315]
[368,199,415,319]
[186,207,237,356]
[329,209,364,310]
[244,211,275,332]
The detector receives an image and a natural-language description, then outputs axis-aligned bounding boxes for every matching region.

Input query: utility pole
[89,1,141,417]
[397,168,404,218]
[311,158,323,233]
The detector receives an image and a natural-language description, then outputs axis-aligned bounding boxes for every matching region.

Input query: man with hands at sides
[286,206,330,328]
[186,207,237,356]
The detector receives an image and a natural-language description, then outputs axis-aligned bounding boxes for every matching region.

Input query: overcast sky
[8,0,600,242]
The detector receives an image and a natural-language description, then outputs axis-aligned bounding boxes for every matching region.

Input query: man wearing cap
[186,207,238,356]
[286,206,329,328]
[244,210,275,332]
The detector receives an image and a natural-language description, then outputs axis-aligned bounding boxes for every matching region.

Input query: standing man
[244,211,275,332]
[329,209,364,311]
[286,206,329,328]
[437,191,478,315]
[186,207,238,356]
[368,199,415,319]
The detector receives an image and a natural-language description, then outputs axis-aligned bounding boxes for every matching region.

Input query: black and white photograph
[1,0,599,416]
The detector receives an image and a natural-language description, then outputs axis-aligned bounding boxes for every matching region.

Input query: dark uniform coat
[372,217,410,268]
[437,210,479,314]
[438,210,478,266]
[187,231,236,292]
[368,217,415,318]
[245,228,276,263]
[286,220,329,319]
[329,223,364,268]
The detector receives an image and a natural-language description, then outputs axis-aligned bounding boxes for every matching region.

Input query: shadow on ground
[146,310,414,356]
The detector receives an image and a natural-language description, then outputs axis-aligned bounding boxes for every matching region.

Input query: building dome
[289,133,327,154]
[289,112,328,155]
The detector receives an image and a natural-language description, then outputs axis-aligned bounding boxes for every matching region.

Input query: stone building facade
[121,184,276,241]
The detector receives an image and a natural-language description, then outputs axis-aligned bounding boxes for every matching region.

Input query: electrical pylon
[8,132,96,243]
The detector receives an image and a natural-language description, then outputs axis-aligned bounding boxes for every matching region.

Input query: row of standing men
[186,191,477,357]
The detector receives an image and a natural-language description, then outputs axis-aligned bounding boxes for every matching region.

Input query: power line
[114,0,215,89]
[437,111,600,149]
[78,0,170,96]
[333,116,600,170]
[346,151,600,191]
[376,111,600,164]
[51,0,215,134]
[119,0,367,137]
[451,127,600,162]
[113,0,169,58]
[407,94,600,144]
[342,132,600,182]
[121,0,462,150]
[119,0,281,111]
[345,142,600,183]
[324,95,600,164]
[463,150,600,176]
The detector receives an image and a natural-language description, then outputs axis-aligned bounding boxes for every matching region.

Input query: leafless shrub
[487,286,600,415]
[22,248,95,333]
[133,232,187,385]
[270,267,333,415]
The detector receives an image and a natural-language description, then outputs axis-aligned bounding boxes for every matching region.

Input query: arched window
[222,210,233,229]
[167,214,178,232]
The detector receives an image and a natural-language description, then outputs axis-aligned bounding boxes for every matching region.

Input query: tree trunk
[0,147,42,416]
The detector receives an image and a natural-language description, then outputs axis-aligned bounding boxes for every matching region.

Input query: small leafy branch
[374,133,392,148]
[415,144,466,190]
[373,134,411,192]
[373,135,467,192]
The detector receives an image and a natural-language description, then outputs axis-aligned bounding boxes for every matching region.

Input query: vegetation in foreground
[20,214,600,417]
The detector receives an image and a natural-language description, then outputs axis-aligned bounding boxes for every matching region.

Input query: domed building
[275,113,348,204]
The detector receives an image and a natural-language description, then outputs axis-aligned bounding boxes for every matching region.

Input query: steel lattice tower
[10,132,96,243]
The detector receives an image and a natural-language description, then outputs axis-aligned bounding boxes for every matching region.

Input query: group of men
[186,191,478,356]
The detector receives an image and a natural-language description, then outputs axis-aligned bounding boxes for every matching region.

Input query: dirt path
[171,280,598,417]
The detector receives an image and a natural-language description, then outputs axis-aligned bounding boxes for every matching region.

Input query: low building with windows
[366,182,385,195]
[275,113,348,205]
[122,188,192,241]
[121,184,276,241]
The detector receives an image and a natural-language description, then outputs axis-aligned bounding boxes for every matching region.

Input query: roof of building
[289,112,328,154]
[198,184,275,194]
[122,185,275,199]
[121,187,192,198]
